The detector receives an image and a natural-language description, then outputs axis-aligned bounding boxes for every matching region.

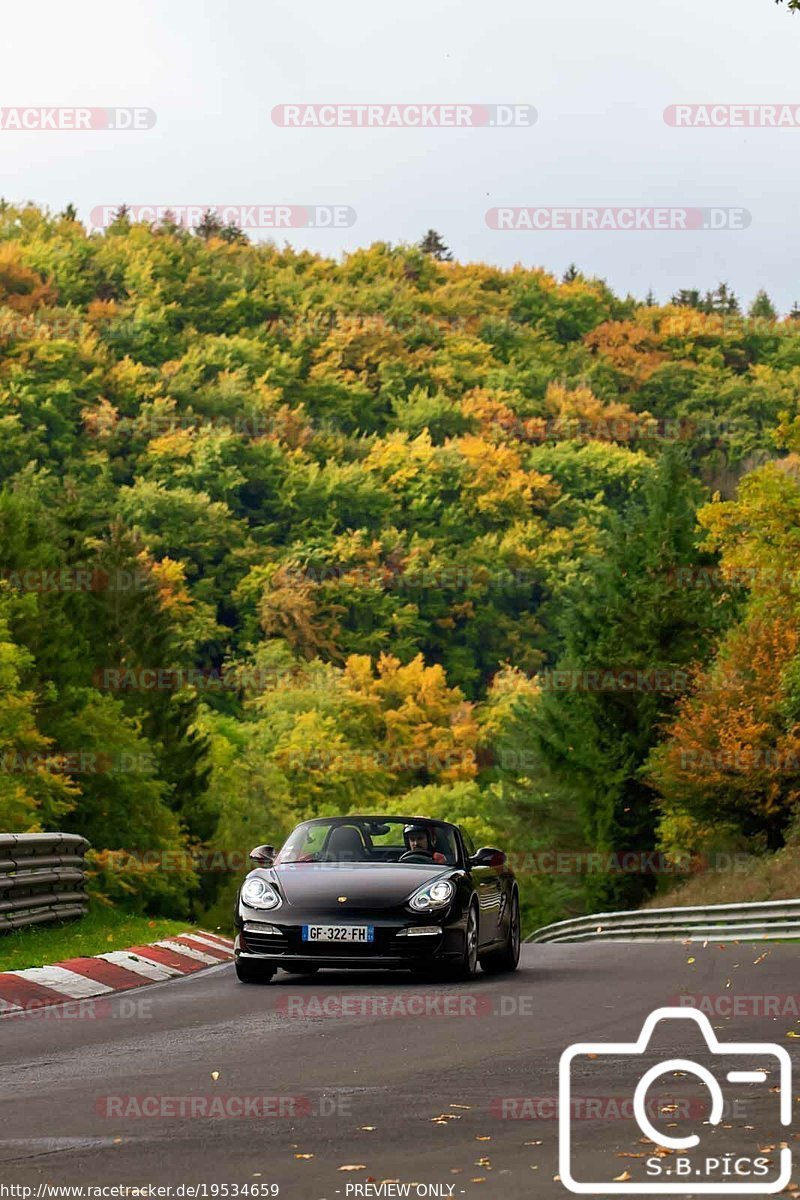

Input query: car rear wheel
[235,960,276,984]
[480,889,521,974]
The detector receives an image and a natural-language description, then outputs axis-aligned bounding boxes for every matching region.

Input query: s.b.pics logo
[559,1007,792,1194]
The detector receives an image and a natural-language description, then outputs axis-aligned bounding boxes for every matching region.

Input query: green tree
[524,452,724,910]
[670,288,703,308]
[418,229,453,261]
[748,289,778,320]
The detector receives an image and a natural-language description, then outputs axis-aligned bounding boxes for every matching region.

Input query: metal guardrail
[526,897,800,944]
[0,833,90,933]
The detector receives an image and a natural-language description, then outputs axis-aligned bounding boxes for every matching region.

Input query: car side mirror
[471,846,507,868]
[249,844,276,866]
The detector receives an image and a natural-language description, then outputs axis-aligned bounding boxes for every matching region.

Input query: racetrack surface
[1,944,798,1198]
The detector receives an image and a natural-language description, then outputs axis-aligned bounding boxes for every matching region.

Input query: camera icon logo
[559,1006,792,1194]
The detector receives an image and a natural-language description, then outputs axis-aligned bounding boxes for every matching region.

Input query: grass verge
[0,906,190,972]
[645,841,800,909]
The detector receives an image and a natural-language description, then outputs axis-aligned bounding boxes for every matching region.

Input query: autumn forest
[1,203,799,928]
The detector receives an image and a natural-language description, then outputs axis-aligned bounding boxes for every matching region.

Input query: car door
[461,829,503,946]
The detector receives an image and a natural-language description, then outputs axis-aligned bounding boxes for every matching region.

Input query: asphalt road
[1,943,798,1199]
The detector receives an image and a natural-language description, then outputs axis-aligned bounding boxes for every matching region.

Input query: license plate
[302,925,375,943]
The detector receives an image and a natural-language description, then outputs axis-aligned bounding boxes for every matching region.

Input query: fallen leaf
[613,1171,632,1182]
[211,1071,220,1082]
[475,1135,492,1141]
[295,1154,314,1160]
[338,1165,367,1172]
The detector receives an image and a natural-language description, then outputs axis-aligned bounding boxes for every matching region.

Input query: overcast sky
[2,0,799,310]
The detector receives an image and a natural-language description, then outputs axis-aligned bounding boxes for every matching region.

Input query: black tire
[436,901,479,982]
[480,888,521,975]
[235,959,276,984]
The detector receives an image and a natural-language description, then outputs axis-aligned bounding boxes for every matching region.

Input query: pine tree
[525,451,723,910]
[562,263,579,283]
[703,282,740,315]
[195,209,246,244]
[644,288,657,307]
[108,204,131,232]
[418,229,453,261]
[195,209,224,240]
[748,289,777,320]
[671,288,703,309]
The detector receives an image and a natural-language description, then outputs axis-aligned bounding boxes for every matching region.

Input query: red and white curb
[0,930,233,1014]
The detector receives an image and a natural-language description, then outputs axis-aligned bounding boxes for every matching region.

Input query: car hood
[248,863,455,911]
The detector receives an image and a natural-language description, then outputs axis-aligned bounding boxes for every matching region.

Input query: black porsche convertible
[233,815,520,983]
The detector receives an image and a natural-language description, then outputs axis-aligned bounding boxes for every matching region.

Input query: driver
[403,824,446,864]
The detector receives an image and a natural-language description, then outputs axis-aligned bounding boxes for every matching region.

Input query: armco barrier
[0,833,89,933]
[525,897,800,944]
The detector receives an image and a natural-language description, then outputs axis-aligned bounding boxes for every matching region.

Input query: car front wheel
[440,901,479,981]
[480,889,521,974]
[235,960,276,984]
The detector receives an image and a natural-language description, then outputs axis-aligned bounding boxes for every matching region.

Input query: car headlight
[241,877,281,910]
[408,878,455,912]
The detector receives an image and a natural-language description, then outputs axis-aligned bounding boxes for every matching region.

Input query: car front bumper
[235,915,466,969]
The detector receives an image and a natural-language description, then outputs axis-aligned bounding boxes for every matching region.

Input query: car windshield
[274,818,460,866]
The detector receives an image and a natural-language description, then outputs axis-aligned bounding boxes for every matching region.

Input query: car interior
[277,820,460,865]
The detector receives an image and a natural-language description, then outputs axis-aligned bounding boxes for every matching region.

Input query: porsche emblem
[337,896,347,903]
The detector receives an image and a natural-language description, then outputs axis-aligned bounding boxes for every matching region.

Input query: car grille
[283,927,418,958]
[242,925,288,954]
[242,924,432,959]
